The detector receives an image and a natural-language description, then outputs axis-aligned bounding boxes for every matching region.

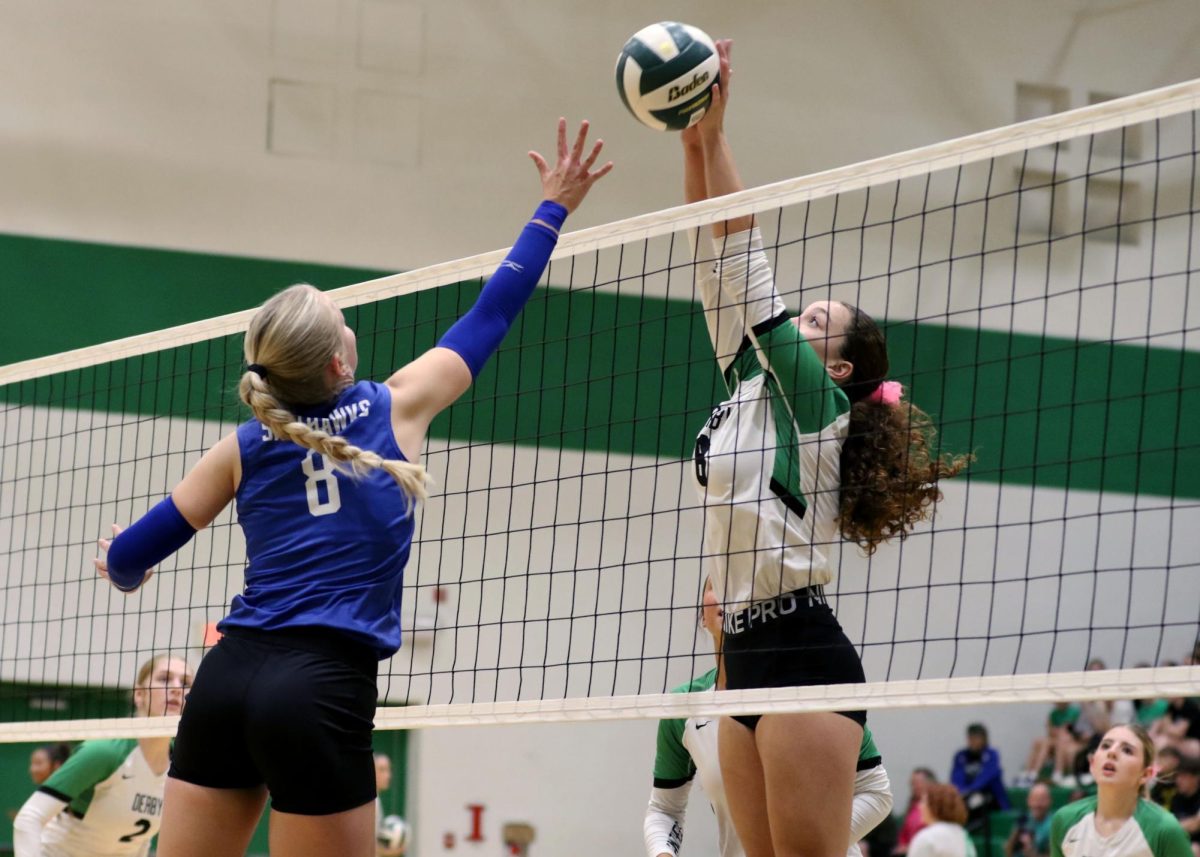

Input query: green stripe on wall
[2,233,1196,499]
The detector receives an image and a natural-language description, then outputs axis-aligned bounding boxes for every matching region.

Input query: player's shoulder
[1134,797,1187,838]
[71,737,137,765]
[42,738,137,792]
[670,668,718,695]
[350,379,385,399]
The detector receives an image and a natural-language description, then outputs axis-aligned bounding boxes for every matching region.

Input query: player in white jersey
[644,583,893,857]
[12,654,192,857]
[682,40,968,857]
[1050,724,1190,857]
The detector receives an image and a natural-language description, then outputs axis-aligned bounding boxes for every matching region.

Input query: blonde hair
[238,284,428,506]
[132,654,194,716]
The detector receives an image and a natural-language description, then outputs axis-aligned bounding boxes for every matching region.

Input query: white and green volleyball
[378,815,410,851]
[615,22,720,131]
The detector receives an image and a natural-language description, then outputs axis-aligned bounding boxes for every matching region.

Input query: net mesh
[1,80,1198,739]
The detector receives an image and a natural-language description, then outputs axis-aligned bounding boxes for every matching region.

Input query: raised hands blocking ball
[615,22,719,131]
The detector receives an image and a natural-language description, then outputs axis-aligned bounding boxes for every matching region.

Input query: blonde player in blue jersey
[92,118,612,857]
[644,581,893,857]
[1050,723,1190,857]
[13,654,193,857]
[681,40,969,857]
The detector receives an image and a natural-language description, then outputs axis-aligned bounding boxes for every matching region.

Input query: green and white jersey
[1049,796,1191,857]
[692,227,851,613]
[37,738,166,857]
[647,668,890,857]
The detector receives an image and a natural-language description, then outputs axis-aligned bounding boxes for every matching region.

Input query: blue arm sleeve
[105,496,196,591]
[437,200,568,378]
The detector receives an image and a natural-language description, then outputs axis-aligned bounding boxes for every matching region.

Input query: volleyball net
[1,79,1198,741]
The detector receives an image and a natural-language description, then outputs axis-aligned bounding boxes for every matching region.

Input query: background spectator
[1005,783,1052,857]
[374,752,408,857]
[909,783,975,857]
[895,768,938,855]
[1154,698,1200,756]
[951,723,1010,833]
[1153,747,1185,808]
[1168,755,1200,857]
[1019,703,1081,786]
[28,743,71,786]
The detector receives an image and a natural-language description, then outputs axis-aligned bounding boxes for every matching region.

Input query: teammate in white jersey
[682,40,968,857]
[644,583,893,857]
[1050,724,1190,857]
[12,654,192,857]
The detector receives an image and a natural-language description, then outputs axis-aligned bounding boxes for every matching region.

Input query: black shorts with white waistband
[169,626,379,816]
[722,586,866,730]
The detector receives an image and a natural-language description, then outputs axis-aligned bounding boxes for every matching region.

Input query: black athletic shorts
[722,586,867,730]
[169,626,379,815]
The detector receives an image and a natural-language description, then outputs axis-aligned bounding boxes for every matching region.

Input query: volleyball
[615,22,720,131]
[378,815,410,851]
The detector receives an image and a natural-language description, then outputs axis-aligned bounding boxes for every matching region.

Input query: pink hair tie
[867,380,904,406]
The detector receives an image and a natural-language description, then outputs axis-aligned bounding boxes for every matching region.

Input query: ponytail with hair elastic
[238,369,429,509]
[836,305,971,553]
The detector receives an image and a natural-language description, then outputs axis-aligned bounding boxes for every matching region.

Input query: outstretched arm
[697,41,845,429]
[694,41,753,240]
[695,41,784,333]
[96,432,239,592]
[684,126,749,379]
[387,118,612,457]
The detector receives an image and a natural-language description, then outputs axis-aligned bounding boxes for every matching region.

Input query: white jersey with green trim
[646,669,893,857]
[691,227,850,612]
[38,739,166,857]
[1050,796,1192,857]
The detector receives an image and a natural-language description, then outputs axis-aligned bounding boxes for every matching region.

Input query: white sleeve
[644,782,692,857]
[713,227,788,332]
[688,228,750,377]
[850,766,895,842]
[13,790,67,857]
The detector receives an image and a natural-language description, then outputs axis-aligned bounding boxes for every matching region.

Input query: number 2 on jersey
[119,819,151,843]
[301,451,342,516]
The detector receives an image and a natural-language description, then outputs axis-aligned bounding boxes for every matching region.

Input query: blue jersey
[221,380,414,657]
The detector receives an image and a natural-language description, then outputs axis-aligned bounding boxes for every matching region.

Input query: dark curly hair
[835,304,972,554]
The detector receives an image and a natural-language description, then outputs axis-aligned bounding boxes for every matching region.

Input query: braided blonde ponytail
[239,284,429,508]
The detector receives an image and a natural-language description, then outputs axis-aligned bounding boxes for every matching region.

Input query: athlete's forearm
[699,131,753,238]
[437,201,567,378]
[644,785,689,857]
[105,496,197,591]
[13,791,64,857]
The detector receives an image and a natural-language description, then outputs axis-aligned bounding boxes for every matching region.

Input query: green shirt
[1050,796,1191,857]
[1049,705,1081,728]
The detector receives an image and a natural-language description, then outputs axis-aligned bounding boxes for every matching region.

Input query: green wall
[1,231,1196,499]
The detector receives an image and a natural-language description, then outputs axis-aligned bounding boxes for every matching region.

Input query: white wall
[0,1,1198,271]
[406,705,1056,857]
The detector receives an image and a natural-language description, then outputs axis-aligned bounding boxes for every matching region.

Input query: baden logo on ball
[615,22,720,131]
